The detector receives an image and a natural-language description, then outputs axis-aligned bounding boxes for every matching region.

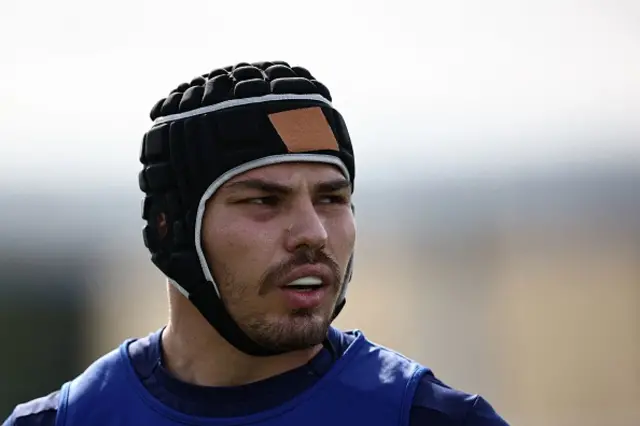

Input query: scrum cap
[138,61,355,356]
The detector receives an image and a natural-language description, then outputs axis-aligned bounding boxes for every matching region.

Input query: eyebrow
[223,178,351,195]
[315,178,351,193]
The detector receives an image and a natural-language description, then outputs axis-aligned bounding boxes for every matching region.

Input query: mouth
[277,264,335,290]
[283,276,325,292]
[277,266,335,309]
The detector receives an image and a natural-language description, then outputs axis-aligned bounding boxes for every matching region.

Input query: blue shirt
[3,328,509,425]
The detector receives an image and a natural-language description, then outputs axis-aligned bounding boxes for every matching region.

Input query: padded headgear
[138,61,355,356]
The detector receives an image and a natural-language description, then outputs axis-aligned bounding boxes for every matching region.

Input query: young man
[3,61,510,425]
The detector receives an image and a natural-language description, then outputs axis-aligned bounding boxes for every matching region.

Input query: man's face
[201,162,355,352]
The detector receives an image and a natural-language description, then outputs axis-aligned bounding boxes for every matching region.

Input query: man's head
[138,61,356,356]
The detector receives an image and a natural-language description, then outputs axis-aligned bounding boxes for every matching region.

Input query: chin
[282,310,331,332]
[246,313,332,352]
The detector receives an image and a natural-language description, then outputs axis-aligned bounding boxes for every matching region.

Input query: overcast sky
[1,0,639,189]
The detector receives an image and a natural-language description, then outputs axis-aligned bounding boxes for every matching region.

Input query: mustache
[258,248,341,295]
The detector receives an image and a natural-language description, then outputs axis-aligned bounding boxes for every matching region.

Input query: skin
[161,162,356,387]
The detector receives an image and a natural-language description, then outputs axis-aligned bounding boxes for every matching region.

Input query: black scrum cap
[138,61,356,356]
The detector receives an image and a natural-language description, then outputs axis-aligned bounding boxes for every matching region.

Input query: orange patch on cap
[268,107,339,153]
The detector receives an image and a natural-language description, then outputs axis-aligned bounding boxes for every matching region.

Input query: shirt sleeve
[410,371,510,425]
[2,391,59,426]
[461,395,510,426]
[1,412,14,426]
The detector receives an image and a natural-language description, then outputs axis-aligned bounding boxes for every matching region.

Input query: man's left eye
[246,196,279,206]
[318,195,348,204]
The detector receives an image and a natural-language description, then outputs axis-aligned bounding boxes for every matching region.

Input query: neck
[161,288,323,387]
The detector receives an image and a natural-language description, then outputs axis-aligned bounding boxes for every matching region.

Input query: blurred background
[1,1,639,425]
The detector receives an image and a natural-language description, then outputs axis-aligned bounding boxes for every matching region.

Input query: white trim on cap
[153,93,333,126]
[193,154,350,298]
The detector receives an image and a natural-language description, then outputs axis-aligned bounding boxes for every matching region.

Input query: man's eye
[245,196,279,206]
[318,195,349,204]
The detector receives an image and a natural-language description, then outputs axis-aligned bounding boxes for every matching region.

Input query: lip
[278,264,335,288]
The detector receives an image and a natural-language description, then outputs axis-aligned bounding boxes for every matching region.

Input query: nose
[284,200,328,252]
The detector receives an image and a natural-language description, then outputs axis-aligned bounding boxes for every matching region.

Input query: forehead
[224,162,347,187]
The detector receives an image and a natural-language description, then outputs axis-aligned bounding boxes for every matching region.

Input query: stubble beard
[241,307,335,352]
[222,280,340,352]
[217,247,344,352]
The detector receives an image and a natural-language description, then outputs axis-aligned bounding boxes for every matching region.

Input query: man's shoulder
[2,391,60,426]
[2,336,140,426]
[1,343,122,426]
[354,334,508,425]
[410,371,510,425]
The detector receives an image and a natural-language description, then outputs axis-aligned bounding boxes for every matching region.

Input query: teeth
[286,276,322,287]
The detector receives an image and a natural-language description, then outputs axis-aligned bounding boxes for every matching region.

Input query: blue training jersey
[3,327,509,425]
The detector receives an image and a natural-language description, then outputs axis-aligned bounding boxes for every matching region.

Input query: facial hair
[219,246,344,352]
[257,246,342,296]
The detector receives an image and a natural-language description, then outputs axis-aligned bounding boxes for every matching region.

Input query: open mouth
[279,275,330,309]
[283,276,325,292]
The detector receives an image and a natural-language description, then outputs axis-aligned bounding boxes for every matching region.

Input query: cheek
[327,214,356,266]
[203,220,280,287]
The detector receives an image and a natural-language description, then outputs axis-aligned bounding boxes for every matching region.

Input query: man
[3,61,509,425]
